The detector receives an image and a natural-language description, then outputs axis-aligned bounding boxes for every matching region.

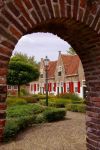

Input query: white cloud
[13,32,70,62]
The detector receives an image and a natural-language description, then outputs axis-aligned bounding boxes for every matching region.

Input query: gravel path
[0,111,86,150]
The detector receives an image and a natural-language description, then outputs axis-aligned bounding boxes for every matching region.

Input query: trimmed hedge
[58,93,84,102]
[7,104,44,118]
[4,115,36,141]
[6,97,27,106]
[43,108,66,122]
[66,104,86,113]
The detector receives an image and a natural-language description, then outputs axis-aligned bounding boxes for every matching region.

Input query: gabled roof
[48,61,57,78]
[61,54,80,75]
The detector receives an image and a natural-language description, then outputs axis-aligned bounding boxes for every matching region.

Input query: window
[67,84,69,92]
[60,82,63,86]
[58,71,61,76]
[13,85,18,90]
[40,74,43,78]
[67,87,70,92]
[75,87,78,92]
[7,85,12,90]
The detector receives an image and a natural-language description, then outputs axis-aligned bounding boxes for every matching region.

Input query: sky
[13,32,70,62]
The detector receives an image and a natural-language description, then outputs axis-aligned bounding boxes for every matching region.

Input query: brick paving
[0,111,86,150]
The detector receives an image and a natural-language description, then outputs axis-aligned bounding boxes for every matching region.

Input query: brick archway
[0,0,100,149]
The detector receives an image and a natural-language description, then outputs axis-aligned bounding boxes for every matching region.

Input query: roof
[48,61,57,78]
[61,54,80,75]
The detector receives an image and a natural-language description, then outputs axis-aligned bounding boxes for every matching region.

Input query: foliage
[7,53,39,96]
[4,116,36,141]
[20,88,29,96]
[58,93,84,102]
[67,47,76,55]
[66,104,86,113]
[7,104,44,118]
[22,96,39,103]
[11,52,39,68]
[35,113,46,123]
[4,101,67,141]
[7,61,39,85]
[43,107,66,122]
[39,95,84,108]
[6,97,27,106]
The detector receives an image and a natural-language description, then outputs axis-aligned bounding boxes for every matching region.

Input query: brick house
[29,52,86,98]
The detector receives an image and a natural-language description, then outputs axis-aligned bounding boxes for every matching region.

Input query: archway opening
[2,32,86,150]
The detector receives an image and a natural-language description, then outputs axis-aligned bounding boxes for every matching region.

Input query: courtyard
[0,111,86,150]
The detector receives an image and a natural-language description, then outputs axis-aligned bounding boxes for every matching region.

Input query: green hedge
[22,96,39,103]
[6,97,27,106]
[66,104,86,113]
[4,115,36,141]
[7,104,45,118]
[43,108,66,122]
[39,98,83,108]
[58,93,84,102]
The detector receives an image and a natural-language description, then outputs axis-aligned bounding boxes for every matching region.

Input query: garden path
[0,111,86,150]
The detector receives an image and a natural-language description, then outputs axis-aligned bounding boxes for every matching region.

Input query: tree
[67,47,76,55]
[7,53,39,97]
[11,52,39,68]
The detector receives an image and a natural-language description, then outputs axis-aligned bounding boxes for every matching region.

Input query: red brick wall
[0,0,100,149]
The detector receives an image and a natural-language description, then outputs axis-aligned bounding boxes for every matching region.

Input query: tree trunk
[18,85,20,97]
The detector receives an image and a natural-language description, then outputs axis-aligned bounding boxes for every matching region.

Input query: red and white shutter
[64,83,66,93]
[78,81,80,93]
[34,84,36,92]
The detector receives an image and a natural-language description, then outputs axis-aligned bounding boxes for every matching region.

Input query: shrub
[58,93,83,102]
[4,115,36,141]
[77,104,86,113]
[6,97,27,106]
[40,98,72,108]
[4,119,20,141]
[35,114,46,123]
[23,96,39,103]
[66,104,86,113]
[43,108,66,122]
[20,88,29,96]
[7,104,45,118]
[37,94,46,99]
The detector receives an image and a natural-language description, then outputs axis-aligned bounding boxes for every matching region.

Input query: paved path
[0,112,86,150]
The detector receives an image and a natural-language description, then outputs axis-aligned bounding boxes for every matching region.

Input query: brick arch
[0,0,100,149]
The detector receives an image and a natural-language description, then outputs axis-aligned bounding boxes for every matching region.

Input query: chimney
[58,51,61,56]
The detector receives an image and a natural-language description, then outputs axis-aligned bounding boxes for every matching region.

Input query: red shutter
[71,82,74,93]
[49,83,52,92]
[69,82,74,93]
[64,83,66,93]
[34,84,36,91]
[48,83,50,92]
[54,83,56,92]
[78,81,80,93]
[69,82,71,93]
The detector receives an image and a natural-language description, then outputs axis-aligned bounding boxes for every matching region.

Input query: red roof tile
[61,54,80,75]
[48,61,57,78]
